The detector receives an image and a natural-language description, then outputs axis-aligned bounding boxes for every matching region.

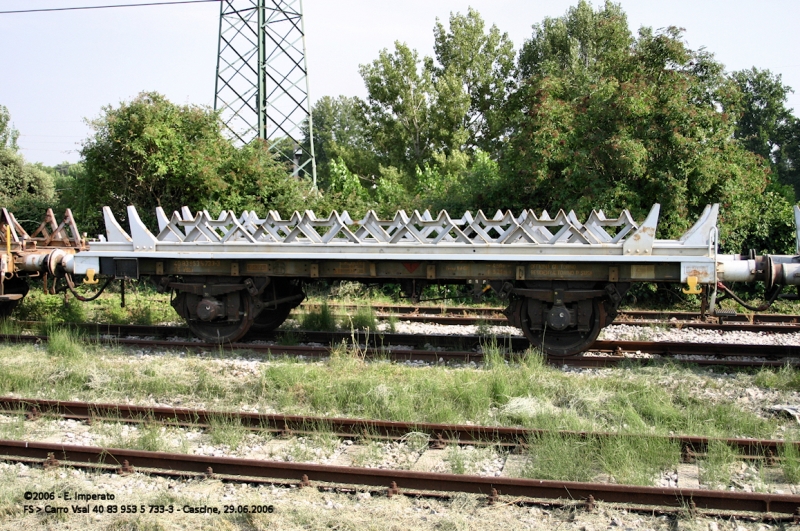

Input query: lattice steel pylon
[215,0,316,186]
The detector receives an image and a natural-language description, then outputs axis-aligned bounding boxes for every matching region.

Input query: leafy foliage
[301,2,797,256]
[432,8,515,154]
[306,95,376,188]
[359,42,469,177]
[730,68,800,201]
[0,106,56,232]
[502,2,792,252]
[78,92,308,233]
[0,106,19,152]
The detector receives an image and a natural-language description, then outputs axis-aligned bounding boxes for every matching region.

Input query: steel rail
[1,397,795,459]
[296,305,800,332]
[0,439,797,515]
[380,314,800,333]
[1,332,798,368]
[9,322,800,357]
[304,304,800,324]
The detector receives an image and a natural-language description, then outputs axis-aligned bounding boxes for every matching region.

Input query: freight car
[1,203,798,356]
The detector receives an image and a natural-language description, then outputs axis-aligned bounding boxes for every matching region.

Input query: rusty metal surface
[0,208,85,250]
[1,331,798,368]
[310,304,800,324]
[1,397,795,459]
[0,439,796,514]
[9,321,800,358]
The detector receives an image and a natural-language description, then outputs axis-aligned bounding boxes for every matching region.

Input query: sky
[1,0,799,166]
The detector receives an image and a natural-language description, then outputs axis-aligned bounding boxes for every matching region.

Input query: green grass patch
[92,421,189,453]
[779,436,800,483]
[0,414,26,439]
[46,328,86,358]
[0,342,788,442]
[755,364,800,391]
[598,434,680,485]
[0,319,21,336]
[351,440,384,467]
[346,306,377,331]
[523,433,600,482]
[14,281,177,326]
[522,433,680,485]
[299,302,336,331]
[699,440,737,488]
[208,414,249,450]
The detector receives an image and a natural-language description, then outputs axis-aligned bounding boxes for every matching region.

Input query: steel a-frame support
[215,0,317,187]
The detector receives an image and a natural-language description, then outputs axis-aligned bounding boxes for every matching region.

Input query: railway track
[298,304,800,333]
[1,398,799,517]
[2,440,798,518]
[3,324,800,368]
[3,330,800,368]
[306,303,800,323]
[1,397,795,459]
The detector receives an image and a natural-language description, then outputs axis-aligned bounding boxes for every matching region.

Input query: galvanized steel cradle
[85,202,718,261]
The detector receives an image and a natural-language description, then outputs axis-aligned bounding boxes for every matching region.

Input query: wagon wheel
[249,281,305,333]
[174,289,256,343]
[512,297,604,357]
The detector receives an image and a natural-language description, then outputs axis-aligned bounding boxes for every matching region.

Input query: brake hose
[64,273,113,302]
[716,281,782,312]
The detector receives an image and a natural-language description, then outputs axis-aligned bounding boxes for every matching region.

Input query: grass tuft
[481,337,507,370]
[523,433,680,485]
[779,436,800,483]
[755,364,800,391]
[208,414,248,450]
[0,319,21,336]
[300,302,336,331]
[347,306,377,331]
[523,433,599,482]
[699,440,737,488]
[46,328,85,358]
[0,414,26,439]
[598,435,680,485]
[475,319,493,337]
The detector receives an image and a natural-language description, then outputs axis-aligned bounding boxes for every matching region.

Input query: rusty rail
[0,439,797,515]
[309,306,800,332]
[1,330,798,368]
[1,397,796,460]
[0,332,800,368]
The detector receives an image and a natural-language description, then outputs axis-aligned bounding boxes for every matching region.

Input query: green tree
[0,106,56,232]
[731,68,794,160]
[0,105,19,152]
[79,92,306,233]
[503,1,791,253]
[730,68,800,199]
[432,8,515,154]
[359,40,472,185]
[305,95,376,187]
[517,0,633,80]
[774,119,800,199]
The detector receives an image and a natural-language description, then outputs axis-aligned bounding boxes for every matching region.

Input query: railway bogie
[2,203,800,356]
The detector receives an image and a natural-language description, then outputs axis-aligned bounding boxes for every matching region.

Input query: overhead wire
[0,0,220,15]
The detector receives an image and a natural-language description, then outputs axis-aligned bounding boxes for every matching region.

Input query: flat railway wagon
[1,203,799,356]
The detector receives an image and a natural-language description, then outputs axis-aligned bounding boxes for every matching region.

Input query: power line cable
[0,0,220,15]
